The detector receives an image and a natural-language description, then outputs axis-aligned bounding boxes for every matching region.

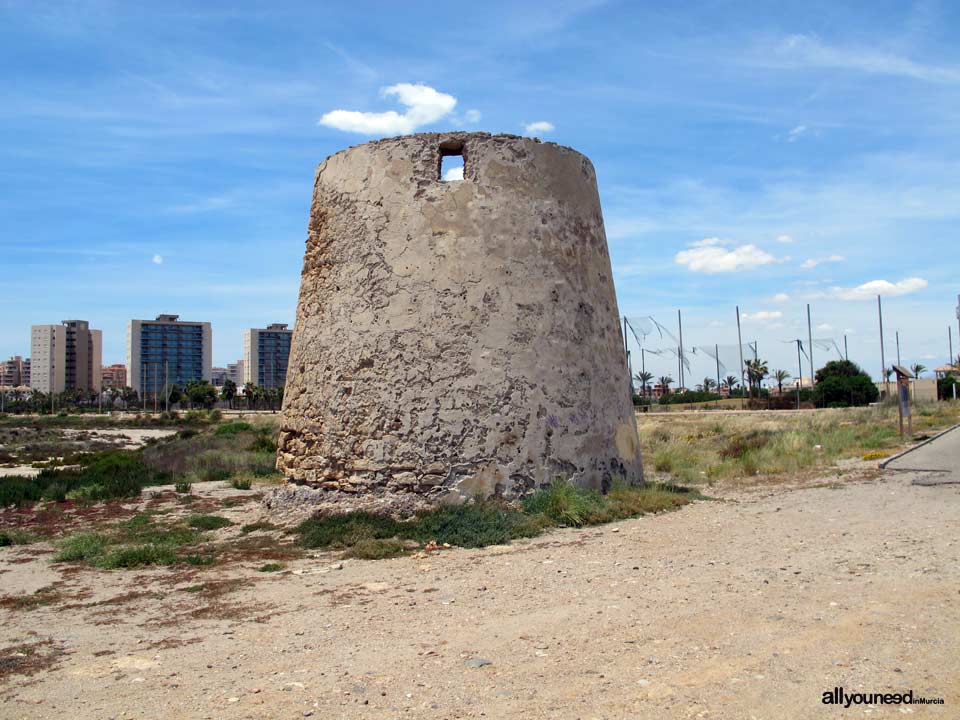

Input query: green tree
[723,375,739,393]
[744,359,769,394]
[772,369,791,394]
[185,380,218,409]
[909,363,926,378]
[634,371,654,397]
[657,375,673,395]
[222,378,238,408]
[814,360,879,407]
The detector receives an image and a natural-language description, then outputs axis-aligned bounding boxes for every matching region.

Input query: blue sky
[2,0,958,383]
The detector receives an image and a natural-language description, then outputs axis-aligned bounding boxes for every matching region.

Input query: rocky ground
[1,462,957,719]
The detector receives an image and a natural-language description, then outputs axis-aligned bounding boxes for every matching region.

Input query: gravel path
[2,471,958,719]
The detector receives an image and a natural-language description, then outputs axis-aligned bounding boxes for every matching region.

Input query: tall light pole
[736,306,745,410]
[878,295,888,397]
[806,303,814,388]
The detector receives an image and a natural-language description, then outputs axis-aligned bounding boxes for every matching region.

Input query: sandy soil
[1,468,957,719]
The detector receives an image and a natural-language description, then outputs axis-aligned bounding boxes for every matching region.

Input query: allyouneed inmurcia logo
[822,687,944,708]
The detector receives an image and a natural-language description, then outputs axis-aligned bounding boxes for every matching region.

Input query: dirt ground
[1,460,957,720]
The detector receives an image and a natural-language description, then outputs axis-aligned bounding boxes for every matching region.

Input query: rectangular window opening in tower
[439,141,465,182]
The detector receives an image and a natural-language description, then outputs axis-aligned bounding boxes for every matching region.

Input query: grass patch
[0,529,35,546]
[258,562,284,572]
[297,480,694,557]
[186,514,233,531]
[638,403,960,485]
[230,477,252,490]
[54,513,206,569]
[240,521,277,534]
[174,480,192,494]
[214,421,253,437]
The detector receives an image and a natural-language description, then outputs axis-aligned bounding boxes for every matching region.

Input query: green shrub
[97,544,178,569]
[521,478,605,527]
[345,538,407,560]
[250,433,277,453]
[55,533,110,562]
[813,360,879,407]
[0,529,34,546]
[174,480,192,494]
[215,421,253,437]
[240,521,277,534]
[230,477,252,490]
[186,514,233,530]
[258,562,285,572]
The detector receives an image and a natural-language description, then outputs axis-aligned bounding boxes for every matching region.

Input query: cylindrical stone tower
[277,132,641,510]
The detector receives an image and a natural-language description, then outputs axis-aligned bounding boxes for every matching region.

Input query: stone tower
[277,132,641,511]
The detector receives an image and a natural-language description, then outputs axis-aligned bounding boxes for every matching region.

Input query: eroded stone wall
[277,132,641,510]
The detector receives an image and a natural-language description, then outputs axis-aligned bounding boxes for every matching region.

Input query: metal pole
[623,317,628,361]
[796,340,803,410]
[677,310,685,390]
[736,306,745,410]
[895,330,901,367]
[154,363,158,414]
[878,295,888,398]
[715,343,721,407]
[844,335,848,361]
[950,326,954,367]
[806,304,814,389]
[165,361,169,413]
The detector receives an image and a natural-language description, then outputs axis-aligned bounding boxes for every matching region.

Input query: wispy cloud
[319,83,457,135]
[152,254,163,265]
[772,293,790,302]
[776,234,793,244]
[766,34,960,85]
[675,238,777,273]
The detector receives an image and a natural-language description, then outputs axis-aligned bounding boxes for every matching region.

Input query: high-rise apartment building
[30,320,102,394]
[1,356,29,388]
[101,364,128,389]
[127,314,212,398]
[243,323,292,389]
[211,367,228,387]
[226,360,244,385]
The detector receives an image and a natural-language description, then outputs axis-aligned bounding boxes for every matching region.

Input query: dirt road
[2,469,958,719]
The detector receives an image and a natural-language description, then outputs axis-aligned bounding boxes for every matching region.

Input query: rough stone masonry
[276,132,641,512]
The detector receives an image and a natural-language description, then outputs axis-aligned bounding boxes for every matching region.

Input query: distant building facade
[101,364,128,389]
[1,356,30,388]
[127,314,212,398]
[211,367,228,387]
[31,320,102,394]
[243,323,292,389]
[227,360,244,386]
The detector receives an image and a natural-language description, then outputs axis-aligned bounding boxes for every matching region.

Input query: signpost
[892,365,913,438]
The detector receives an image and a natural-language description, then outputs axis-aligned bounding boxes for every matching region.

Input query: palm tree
[702,377,717,393]
[772,369,791,394]
[744,359,769,393]
[657,375,673,395]
[884,367,894,381]
[723,375,739,395]
[910,363,926,378]
[634,371,654,397]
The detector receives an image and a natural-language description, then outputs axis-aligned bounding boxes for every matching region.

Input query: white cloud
[464,109,482,123]
[832,277,928,301]
[801,254,845,269]
[442,166,463,181]
[816,323,833,331]
[787,125,808,142]
[319,83,456,135]
[741,310,783,323]
[524,120,555,134]
[772,293,790,303]
[152,254,163,265]
[675,238,777,273]
[776,234,793,243]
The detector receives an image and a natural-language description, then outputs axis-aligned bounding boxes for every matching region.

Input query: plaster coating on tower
[277,132,641,511]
